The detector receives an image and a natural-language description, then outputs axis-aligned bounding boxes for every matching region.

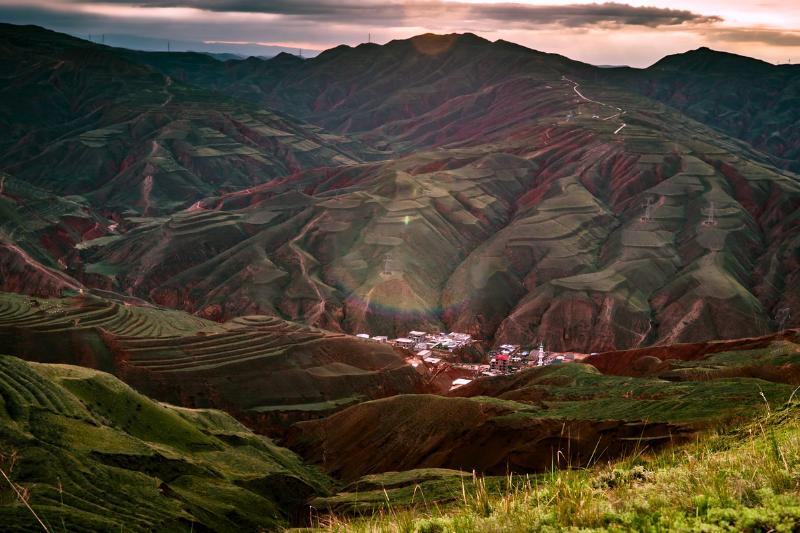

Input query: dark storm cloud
[53,0,722,28]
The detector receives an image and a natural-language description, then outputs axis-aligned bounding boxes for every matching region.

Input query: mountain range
[2,25,798,352]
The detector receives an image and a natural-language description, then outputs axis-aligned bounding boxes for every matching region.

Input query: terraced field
[0,355,332,531]
[0,24,377,217]
[0,292,430,435]
[0,292,221,337]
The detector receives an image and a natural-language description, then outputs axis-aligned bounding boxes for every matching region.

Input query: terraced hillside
[1,25,799,353]
[0,173,112,296]
[128,35,799,174]
[0,355,333,532]
[79,69,800,351]
[0,292,430,435]
[605,47,800,173]
[287,328,800,481]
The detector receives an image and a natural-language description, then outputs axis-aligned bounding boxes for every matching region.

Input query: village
[353,329,590,392]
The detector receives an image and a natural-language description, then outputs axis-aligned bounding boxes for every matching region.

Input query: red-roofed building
[490,354,510,373]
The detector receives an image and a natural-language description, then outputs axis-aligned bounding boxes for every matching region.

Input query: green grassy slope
[0,355,332,532]
[286,361,794,481]
[312,404,800,532]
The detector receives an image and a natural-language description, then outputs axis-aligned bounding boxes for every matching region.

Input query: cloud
[468,3,722,28]
[54,0,722,29]
[708,27,800,47]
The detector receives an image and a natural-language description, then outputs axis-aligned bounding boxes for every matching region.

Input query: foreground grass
[312,401,800,532]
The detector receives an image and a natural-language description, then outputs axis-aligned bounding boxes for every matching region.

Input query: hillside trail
[160,75,173,107]
[562,75,627,133]
[289,212,328,326]
[0,231,84,291]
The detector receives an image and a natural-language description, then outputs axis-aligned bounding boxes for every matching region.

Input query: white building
[394,338,414,349]
[450,378,473,391]
[409,330,427,341]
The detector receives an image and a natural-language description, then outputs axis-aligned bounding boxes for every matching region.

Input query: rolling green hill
[0,355,332,532]
[310,406,800,532]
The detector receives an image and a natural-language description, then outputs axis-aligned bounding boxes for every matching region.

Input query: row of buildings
[355,329,474,354]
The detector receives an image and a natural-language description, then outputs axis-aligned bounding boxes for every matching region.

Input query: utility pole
[776,308,791,332]
[772,307,791,356]
[702,201,717,226]
[368,33,371,44]
[640,197,653,223]
[167,40,171,52]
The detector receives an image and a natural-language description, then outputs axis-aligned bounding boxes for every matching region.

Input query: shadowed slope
[0,24,374,216]
[604,47,800,172]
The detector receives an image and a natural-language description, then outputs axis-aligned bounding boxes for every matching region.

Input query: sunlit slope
[0,355,332,532]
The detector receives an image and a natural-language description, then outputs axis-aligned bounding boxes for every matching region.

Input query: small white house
[395,338,414,349]
[409,330,427,341]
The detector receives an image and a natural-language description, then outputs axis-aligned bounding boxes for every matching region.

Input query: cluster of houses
[356,329,474,357]
[355,329,587,386]
[487,343,588,375]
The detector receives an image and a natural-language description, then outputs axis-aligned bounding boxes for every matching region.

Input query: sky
[0,1,798,66]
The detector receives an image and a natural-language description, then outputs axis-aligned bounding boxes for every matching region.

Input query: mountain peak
[649,46,774,74]
[270,51,304,63]
[384,32,491,56]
